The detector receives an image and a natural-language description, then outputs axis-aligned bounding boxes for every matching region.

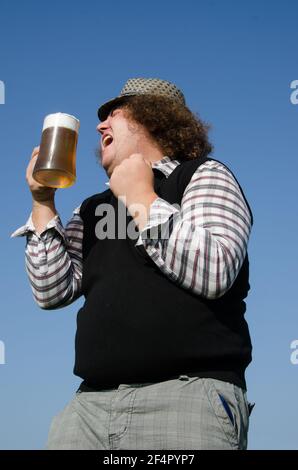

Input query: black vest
[75,157,252,390]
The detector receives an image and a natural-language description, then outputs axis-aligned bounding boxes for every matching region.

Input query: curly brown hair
[119,94,213,161]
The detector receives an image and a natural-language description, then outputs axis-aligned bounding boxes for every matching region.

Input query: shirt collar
[151,156,181,178]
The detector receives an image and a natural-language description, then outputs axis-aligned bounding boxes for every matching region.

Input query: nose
[96,118,109,135]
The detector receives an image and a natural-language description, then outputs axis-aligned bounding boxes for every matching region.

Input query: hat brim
[97,95,133,121]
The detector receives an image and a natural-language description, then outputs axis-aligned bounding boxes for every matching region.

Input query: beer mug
[33,112,80,188]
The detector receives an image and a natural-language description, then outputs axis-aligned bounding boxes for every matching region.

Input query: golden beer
[33,113,80,188]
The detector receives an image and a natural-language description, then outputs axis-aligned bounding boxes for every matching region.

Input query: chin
[103,161,113,178]
[101,155,111,171]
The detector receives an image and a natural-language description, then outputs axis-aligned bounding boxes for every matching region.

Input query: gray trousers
[46,375,250,450]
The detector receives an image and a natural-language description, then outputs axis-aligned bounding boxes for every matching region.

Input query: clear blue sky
[0,0,297,450]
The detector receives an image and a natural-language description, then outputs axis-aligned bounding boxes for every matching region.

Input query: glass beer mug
[33,112,80,188]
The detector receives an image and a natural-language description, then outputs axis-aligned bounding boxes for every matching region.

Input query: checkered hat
[98,77,186,121]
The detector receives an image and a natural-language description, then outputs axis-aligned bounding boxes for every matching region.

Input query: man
[12,78,253,450]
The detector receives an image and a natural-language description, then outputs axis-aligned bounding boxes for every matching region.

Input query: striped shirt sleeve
[139,160,252,299]
[23,208,83,309]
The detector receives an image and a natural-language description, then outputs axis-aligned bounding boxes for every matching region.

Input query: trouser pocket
[202,378,249,450]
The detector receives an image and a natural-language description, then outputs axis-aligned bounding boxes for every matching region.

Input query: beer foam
[43,113,80,132]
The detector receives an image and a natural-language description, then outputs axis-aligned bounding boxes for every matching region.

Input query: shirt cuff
[136,197,179,246]
[10,212,65,240]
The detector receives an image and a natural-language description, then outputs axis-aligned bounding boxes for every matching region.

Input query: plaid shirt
[11,157,252,309]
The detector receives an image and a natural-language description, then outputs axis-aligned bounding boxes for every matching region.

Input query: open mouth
[102,134,113,148]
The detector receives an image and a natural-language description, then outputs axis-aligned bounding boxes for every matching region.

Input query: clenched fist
[109,153,158,230]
